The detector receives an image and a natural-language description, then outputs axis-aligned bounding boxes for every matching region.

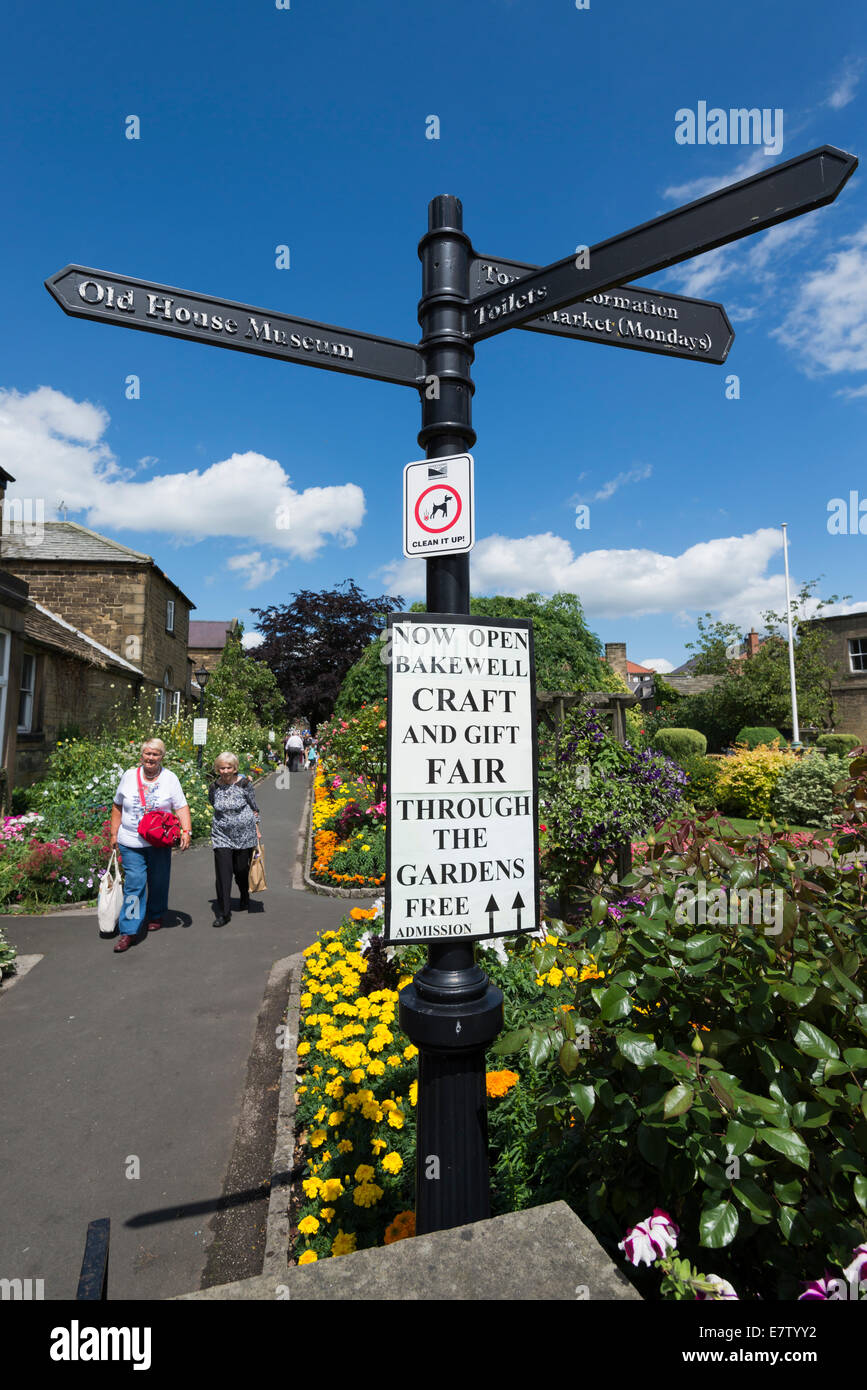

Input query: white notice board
[385,614,539,944]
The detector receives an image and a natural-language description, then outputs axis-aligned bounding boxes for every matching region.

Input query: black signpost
[46,142,858,1241]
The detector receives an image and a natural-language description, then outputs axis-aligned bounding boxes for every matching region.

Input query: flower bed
[309,765,386,890]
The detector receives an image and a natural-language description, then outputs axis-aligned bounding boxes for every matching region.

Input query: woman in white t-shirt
[109,738,192,953]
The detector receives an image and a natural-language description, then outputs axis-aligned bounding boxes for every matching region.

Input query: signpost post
[45,142,858,1239]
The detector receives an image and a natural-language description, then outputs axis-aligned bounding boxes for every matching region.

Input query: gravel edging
[262,949,304,1280]
[303,774,381,900]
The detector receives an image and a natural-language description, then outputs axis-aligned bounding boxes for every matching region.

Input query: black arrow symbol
[485,895,499,932]
[512,892,525,930]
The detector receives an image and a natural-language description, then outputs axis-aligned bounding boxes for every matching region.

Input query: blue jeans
[117,845,172,935]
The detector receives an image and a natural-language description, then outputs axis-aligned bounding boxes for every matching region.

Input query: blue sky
[2,0,866,673]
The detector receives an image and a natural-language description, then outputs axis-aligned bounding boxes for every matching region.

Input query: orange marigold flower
[384,1210,416,1244]
[485,1069,519,1098]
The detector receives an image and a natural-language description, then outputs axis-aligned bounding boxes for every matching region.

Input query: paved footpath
[0,769,371,1301]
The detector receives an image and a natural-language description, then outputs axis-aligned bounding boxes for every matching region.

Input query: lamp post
[195,666,209,768]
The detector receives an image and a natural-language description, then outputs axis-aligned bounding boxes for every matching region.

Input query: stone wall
[806,612,867,743]
[143,571,192,698]
[15,652,138,786]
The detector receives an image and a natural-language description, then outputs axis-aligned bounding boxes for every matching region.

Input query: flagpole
[781,523,801,746]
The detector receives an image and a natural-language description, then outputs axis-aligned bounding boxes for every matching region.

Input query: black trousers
[214,847,254,915]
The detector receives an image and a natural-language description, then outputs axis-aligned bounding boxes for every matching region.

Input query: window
[172,690,181,722]
[166,600,175,633]
[0,630,9,756]
[18,653,36,732]
[849,639,867,673]
[154,688,166,723]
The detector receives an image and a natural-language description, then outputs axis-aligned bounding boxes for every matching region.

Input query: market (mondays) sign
[385,614,539,944]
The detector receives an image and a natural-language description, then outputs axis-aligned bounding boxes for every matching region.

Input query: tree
[206,632,286,729]
[334,591,612,716]
[678,581,847,748]
[251,581,405,727]
[684,614,745,674]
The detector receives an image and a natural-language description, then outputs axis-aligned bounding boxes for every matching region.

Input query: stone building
[805,610,867,742]
[2,522,196,724]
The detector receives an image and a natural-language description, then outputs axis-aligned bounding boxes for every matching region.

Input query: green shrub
[771,753,847,827]
[651,728,707,760]
[679,754,720,813]
[817,733,862,758]
[736,726,786,749]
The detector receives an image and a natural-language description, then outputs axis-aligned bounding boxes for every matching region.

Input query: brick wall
[15,651,139,786]
[807,613,867,743]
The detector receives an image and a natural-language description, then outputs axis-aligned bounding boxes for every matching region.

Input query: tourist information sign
[45,266,422,388]
[403,453,475,557]
[385,615,538,945]
[45,140,858,1238]
[469,254,734,363]
[470,146,857,340]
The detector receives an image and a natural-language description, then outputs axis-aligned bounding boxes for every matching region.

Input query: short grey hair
[213,751,239,773]
[141,738,166,755]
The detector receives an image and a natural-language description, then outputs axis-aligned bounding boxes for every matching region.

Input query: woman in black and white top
[209,752,261,927]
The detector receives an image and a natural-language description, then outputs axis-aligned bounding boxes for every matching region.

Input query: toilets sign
[385,614,539,944]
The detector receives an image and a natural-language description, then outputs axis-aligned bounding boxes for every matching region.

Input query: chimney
[745,629,760,658]
[605,642,628,682]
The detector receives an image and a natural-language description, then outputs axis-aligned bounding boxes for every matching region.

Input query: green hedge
[651,728,707,760]
[771,753,847,828]
[816,733,862,758]
[736,726,786,749]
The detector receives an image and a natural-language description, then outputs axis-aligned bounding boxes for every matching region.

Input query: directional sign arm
[45,266,423,388]
[470,254,734,363]
[470,145,857,340]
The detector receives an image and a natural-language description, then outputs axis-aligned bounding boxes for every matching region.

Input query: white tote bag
[98,849,124,937]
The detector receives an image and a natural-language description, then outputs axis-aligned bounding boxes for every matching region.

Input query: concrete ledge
[261,951,304,1280]
[176,1200,642,1301]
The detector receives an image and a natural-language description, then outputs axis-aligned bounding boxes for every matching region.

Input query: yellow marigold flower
[535,975,545,988]
[371,1137,387,1154]
[324,1078,344,1099]
[319,1208,335,1223]
[404,1045,418,1061]
[353,1182,384,1208]
[565,966,578,978]
[545,934,559,946]
[320,1178,345,1202]
[354,1164,376,1183]
[302,1177,322,1199]
[409,1081,418,1108]
[327,1110,344,1127]
[381,1151,403,1175]
[297,1249,318,1265]
[380,1099,396,1113]
[386,1110,405,1130]
[486,1069,519,1098]
[386,1054,401,1067]
[331,1230,357,1257]
[300,993,313,1009]
[309,1128,327,1148]
[548,967,564,987]
[298,1215,320,1235]
[367,1058,386,1076]
[362,1101,383,1122]
[321,1150,332,1163]
[337,1139,353,1154]
[314,1106,327,1123]
[297,1042,311,1056]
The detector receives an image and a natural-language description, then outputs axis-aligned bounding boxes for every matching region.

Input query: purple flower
[618,1208,679,1267]
[842,1243,867,1288]
[798,1276,837,1300]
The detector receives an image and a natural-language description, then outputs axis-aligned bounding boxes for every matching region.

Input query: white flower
[480,937,509,966]
[370,897,384,919]
[842,1243,867,1287]
[618,1209,679,1267]
[696,1274,739,1300]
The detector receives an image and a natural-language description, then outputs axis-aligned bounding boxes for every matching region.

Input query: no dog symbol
[415,484,462,533]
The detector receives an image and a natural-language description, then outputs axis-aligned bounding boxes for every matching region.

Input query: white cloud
[0,386,366,561]
[826,59,863,110]
[242,630,264,649]
[380,527,792,624]
[770,224,867,379]
[640,658,675,673]
[662,149,770,205]
[575,464,652,504]
[226,552,285,589]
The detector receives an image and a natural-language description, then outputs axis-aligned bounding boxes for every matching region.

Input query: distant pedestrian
[306,740,318,774]
[109,738,191,953]
[209,752,261,927]
[285,729,304,772]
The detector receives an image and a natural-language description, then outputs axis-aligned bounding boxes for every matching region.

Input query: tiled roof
[2,521,196,608]
[627,660,655,675]
[189,620,238,647]
[25,601,144,675]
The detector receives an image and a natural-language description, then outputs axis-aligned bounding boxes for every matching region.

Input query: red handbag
[136,768,182,847]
